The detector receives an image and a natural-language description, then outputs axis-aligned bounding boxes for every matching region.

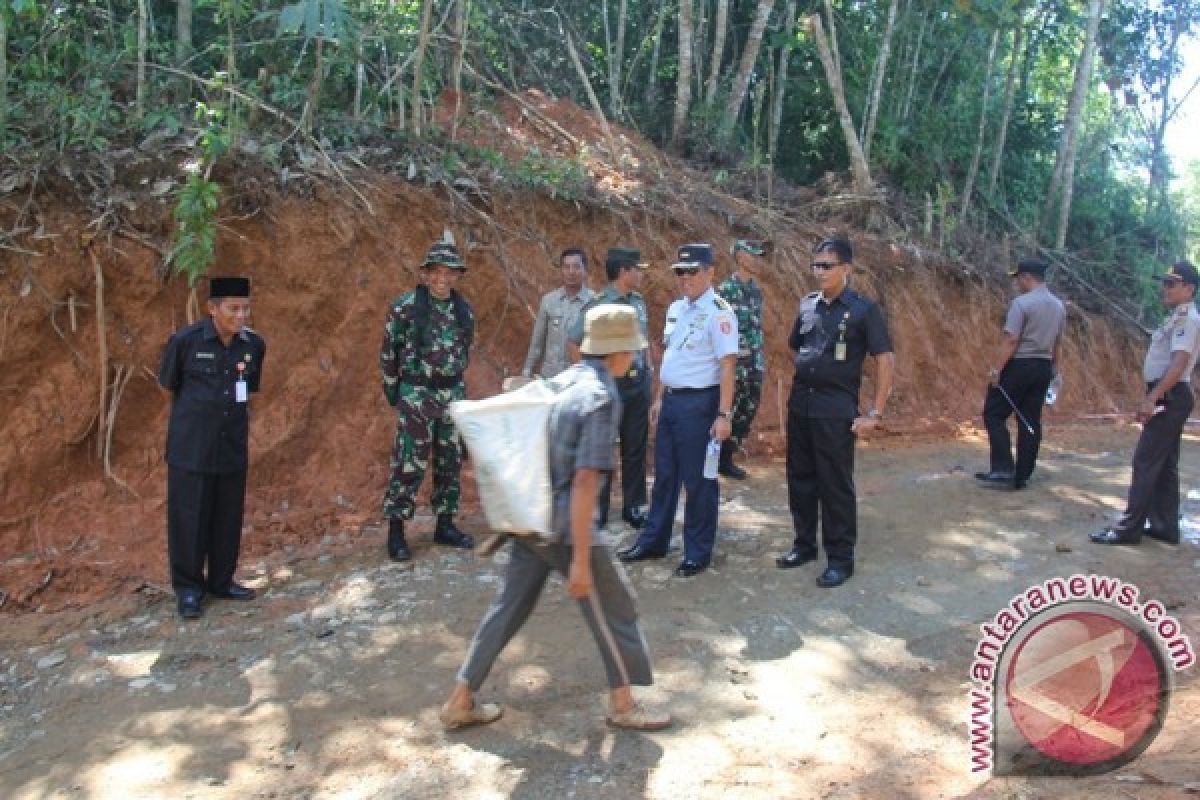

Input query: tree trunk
[987,16,1024,198]
[175,0,192,65]
[411,0,434,138]
[136,0,148,121]
[645,0,666,111]
[808,12,872,193]
[719,0,776,141]
[959,28,1000,220]
[862,0,899,163]
[705,0,731,105]
[1045,0,1105,248]
[900,9,927,123]
[1146,13,1187,217]
[563,23,614,145]
[767,0,797,174]
[670,0,695,153]
[2,6,9,134]
[304,35,324,136]
[612,0,628,119]
[450,0,470,141]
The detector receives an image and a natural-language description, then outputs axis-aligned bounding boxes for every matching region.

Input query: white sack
[450,379,557,539]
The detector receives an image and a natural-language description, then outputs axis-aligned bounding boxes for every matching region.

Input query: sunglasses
[811,261,841,271]
[672,266,702,276]
[1162,279,1184,288]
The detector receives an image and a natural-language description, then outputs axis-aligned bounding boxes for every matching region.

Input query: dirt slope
[0,97,1148,614]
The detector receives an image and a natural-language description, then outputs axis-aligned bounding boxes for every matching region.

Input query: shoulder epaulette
[712,295,732,311]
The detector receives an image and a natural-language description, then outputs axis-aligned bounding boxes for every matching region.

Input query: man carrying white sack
[439,304,671,732]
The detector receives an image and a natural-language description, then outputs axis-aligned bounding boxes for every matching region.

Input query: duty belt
[402,372,463,390]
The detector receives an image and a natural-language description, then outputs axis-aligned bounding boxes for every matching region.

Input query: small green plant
[507,148,589,200]
[170,102,229,290]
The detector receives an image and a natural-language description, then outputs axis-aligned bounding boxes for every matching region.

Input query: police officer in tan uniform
[1091,261,1200,546]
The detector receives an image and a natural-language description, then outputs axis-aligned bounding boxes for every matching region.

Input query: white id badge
[235,379,248,403]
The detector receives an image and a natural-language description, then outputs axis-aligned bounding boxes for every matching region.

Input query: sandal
[439,701,504,731]
[606,703,672,731]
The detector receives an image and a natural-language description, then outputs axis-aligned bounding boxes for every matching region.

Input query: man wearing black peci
[158,276,266,619]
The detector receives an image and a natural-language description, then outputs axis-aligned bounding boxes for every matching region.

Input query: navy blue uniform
[786,288,891,568]
[632,289,738,566]
[158,318,266,596]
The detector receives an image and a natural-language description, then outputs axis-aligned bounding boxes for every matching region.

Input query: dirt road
[2,423,1198,799]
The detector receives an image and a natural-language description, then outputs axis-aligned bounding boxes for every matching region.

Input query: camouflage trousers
[731,363,763,449]
[383,385,464,520]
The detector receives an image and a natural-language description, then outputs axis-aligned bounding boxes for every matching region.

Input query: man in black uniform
[158,276,267,619]
[776,238,894,588]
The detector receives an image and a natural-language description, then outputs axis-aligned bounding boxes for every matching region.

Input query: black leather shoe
[433,515,475,549]
[616,543,667,562]
[975,470,1014,483]
[1013,479,1028,490]
[210,582,256,601]
[816,565,853,588]
[1089,528,1141,546]
[177,591,203,619]
[673,559,708,577]
[621,508,648,530]
[387,518,412,562]
[776,548,818,569]
[1144,527,1180,545]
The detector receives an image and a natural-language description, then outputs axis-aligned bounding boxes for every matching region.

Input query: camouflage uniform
[380,289,473,520]
[716,274,765,449]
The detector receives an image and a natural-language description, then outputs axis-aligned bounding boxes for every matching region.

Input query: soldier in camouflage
[380,240,476,562]
[715,239,767,479]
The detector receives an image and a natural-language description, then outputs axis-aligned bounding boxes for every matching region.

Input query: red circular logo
[1005,610,1167,767]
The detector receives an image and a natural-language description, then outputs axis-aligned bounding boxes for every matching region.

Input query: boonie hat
[580,304,647,356]
[1160,261,1199,286]
[673,243,715,269]
[422,241,467,271]
[209,276,251,298]
[731,239,767,257]
[1008,258,1048,278]
[606,247,649,270]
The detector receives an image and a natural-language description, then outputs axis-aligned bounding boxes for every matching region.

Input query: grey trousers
[1113,382,1194,538]
[457,539,654,691]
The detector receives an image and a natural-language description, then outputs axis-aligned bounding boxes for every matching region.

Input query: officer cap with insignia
[1159,261,1199,287]
[209,276,251,299]
[672,243,715,270]
[731,239,768,257]
[421,240,467,271]
[1008,258,1048,279]
[606,247,649,271]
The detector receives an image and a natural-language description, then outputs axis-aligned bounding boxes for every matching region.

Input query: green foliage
[171,174,221,288]
[0,0,1196,326]
[169,103,227,288]
[507,148,589,200]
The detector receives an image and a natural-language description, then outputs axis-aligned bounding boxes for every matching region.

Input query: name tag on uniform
[235,361,248,402]
[195,352,215,360]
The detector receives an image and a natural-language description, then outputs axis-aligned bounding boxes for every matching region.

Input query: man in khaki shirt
[1092,260,1200,546]
[522,248,594,379]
